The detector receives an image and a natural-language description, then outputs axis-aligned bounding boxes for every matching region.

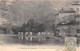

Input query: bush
[12,26,21,34]
[12,19,46,34]
[21,19,45,33]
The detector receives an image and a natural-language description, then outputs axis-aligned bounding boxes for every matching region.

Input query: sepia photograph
[0,0,80,51]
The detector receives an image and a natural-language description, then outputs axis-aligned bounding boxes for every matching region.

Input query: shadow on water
[1,36,65,46]
[0,34,80,46]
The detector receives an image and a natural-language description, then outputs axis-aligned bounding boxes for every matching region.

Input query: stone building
[56,8,76,37]
[56,1,80,37]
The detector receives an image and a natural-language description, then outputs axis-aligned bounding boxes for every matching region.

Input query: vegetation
[12,19,45,34]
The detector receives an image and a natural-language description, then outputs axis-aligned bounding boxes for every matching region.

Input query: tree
[12,26,21,34]
[0,0,57,34]
[21,19,45,33]
[7,0,53,26]
[0,0,8,23]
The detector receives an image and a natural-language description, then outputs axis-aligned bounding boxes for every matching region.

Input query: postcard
[0,0,80,51]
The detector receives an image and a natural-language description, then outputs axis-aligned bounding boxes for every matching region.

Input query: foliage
[12,26,21,34]
[21,19,45,33]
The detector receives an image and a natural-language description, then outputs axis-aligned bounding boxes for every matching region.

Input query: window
[77,29,80,33]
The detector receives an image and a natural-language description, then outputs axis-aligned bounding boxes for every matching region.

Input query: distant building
[57,8,76,23]
[71,1,80,14]
[56,1,80,37]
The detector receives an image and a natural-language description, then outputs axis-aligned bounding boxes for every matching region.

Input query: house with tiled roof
[56,6,80,37]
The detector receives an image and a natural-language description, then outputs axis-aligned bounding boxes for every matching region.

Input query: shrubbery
[21,19,45,33]
[12,19,45,34]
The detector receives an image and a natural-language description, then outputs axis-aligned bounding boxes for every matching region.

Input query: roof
[71,1,80,5]
[72,4,80,5]
[59,8,76,13]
